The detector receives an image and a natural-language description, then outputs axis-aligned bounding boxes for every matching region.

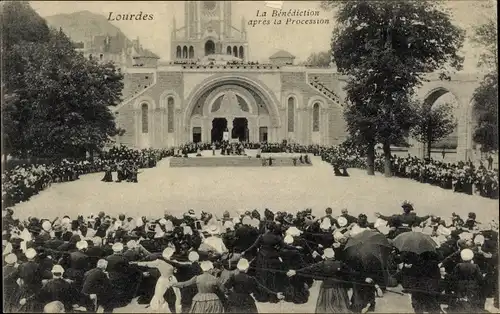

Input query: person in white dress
[132,247,181,313]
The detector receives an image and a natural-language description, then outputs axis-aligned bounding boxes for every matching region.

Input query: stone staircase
[308,78,343,107]
[169,157,313,167]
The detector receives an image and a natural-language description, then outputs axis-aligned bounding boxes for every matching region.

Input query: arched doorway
[422,89,459,161]
[211,118,227,142]
[232,118,249,141]
[205,40,215,56]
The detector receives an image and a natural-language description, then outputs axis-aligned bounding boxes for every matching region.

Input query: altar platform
[169,150,314,167]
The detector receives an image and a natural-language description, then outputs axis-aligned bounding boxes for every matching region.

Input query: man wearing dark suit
[82,259,114,313]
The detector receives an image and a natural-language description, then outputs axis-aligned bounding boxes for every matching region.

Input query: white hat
[323,248,335,259]
[460,249,474,261]
[333,231,345,242]
[127,240,137,249]
[250,218,260,228]
[237,258,250,271]
[241,216,253,226]
[200,260,214,272]
[76,240,88,250]
[165,220,174,232]
[187,209,197,218]
[44,301,65,313]
[207,225,220,235]
[114,221,121,229]
[5,253,17,264]
[374,218,386,229]
[159,218,167,225]
[320,218,332,230]
[42,221,52,232]
[97,259,108,269]
[459,232,474,241]
[92,237,103,246]
[112,242,124,253]
[183,226,193,235]
[51,264,65,274]
[162,247,175,260]
[223,220,234,231]
[474,234,485,246]
[284,234,294,244]
[25,248,37,259]
[337,217,348,227]
[286,226,302,237]
[62,217,71,225]
[188,251,200,262]
[136,217,144,228]
[437,226,451,236]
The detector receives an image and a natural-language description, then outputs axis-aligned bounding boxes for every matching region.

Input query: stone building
[112,1,483,161]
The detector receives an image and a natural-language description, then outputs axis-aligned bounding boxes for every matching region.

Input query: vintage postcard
[2,1,499,313]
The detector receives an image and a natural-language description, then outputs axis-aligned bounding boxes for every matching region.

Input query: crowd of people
[2,203,498,313]
[2,141,498,208]
[2,146,173,207]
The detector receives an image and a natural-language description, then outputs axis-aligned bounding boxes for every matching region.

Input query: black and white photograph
[2,0,499,313]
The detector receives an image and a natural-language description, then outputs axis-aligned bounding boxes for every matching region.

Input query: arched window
[176,46,181,58]
[227,46,232,55]
[141,103,149,133]
[182,46,188,58]
[99,54,103,61]
[167,97,175,133]
[239,46,244,59]
[233,46,238,57]
[189,46,194,59]
[287,97,295,132]
[313,103,320,132]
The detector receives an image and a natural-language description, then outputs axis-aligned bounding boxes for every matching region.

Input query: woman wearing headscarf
[171,260,225,313]
[131,247,182,313]
[224,258,285,313]
[448,248,485,313]
[241,221,289,303]
[287,248,352,313]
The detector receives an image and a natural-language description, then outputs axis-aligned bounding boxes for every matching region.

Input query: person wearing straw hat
[38,265,78,313]
[286,248,352,313]
[172,260,225,313]
[132,247,181,313]
[224,258,284,313]
[448,248,485,312]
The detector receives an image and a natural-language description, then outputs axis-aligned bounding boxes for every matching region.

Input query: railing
[308,78,343,106]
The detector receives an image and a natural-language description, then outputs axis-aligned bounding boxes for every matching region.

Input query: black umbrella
[392,231,437,255]
[345,230,391,250]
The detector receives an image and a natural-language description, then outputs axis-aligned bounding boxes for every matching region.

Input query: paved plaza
[14,154,498,223]
[11,153,500,313]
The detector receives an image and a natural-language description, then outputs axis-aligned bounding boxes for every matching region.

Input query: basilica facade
[112,1,482,161]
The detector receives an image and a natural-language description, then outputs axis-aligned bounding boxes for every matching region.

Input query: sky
[30,0,496,71]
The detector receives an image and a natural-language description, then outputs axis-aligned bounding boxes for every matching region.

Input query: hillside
[45,10,126,44]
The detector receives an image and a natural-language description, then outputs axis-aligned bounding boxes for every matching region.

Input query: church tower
[171,1,249,61]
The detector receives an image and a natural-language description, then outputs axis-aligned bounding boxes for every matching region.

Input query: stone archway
[184,75,281,143]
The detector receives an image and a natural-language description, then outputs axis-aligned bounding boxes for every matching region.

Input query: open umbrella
[393,231,437,255]
[344,230,391,249]
[344,230,392,287]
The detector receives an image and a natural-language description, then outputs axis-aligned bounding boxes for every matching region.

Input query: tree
[411,103,457,159]
[302,50,332,67]
[2,3,124,158]
[470,1,498,153]
[324,0,464,176]
[472,72,498,152]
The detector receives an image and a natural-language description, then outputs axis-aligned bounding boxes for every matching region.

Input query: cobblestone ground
[11,154,500,313]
